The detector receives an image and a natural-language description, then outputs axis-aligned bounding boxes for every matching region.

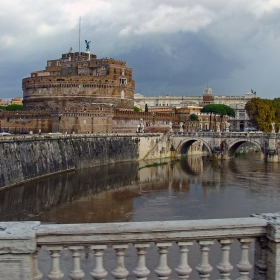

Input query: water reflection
[0,151,279,224]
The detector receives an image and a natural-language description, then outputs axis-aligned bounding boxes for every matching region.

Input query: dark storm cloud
[0,0,280,99]
[121,32,245,95]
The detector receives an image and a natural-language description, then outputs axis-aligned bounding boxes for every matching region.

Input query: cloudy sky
[0,0,280,99]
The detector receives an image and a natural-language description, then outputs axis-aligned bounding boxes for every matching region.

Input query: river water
[0,150,279,279]
[1,149,279,223]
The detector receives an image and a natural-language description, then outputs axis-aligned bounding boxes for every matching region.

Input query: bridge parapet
[1,213,280,279]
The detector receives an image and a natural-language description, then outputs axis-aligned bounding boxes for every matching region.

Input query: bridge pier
[266,133,279,162]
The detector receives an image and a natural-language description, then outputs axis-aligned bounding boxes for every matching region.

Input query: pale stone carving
[217,239,234,280]
[47,245,64,280]
[169,121,173,133]
[68,246,85,280]
[154,242,172,279]
[216,122,220,133]
[179,122,184,133]
[112,245,129,279]
[236,238,254,280]
[271,122,275,133]
[133,244,150,279]
[90,245,108,280]
[225,122,230,132]
[175,241,193,279]
[196,240,214,280]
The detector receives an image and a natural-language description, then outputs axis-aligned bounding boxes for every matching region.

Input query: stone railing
[1,213,280,279]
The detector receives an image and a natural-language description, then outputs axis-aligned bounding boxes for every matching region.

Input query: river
[0,150,279,279]
[0,149,279,223]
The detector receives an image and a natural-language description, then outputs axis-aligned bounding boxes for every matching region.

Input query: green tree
[189,113,199,121]
[145,104,148,113]
[5,104,23,111]
[218,104,235,124]
[134,106,140,112]
[200,104,235,130]
[245,98,275,132]
[271,98,280,131]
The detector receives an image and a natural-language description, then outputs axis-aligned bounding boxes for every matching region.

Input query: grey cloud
[0,0,280,99]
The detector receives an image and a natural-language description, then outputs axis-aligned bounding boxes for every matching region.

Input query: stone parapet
[2,214,280,279]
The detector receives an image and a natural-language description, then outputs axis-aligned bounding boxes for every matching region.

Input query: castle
[0,44,255,134]
[22,49,135,112]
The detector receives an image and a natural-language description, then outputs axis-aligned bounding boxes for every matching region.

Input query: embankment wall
[0,134,168,189]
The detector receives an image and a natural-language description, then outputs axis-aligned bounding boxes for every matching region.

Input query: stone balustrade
[1,213,280,279]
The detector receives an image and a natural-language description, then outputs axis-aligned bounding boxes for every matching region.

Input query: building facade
[134,88,255,131]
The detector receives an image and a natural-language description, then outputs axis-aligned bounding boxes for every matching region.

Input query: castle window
[119,78,127,85]
[102,66,105,70]
[47,62,51,67]
[56,61,60,66]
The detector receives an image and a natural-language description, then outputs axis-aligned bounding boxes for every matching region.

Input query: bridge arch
[178,138,212,155]
[227,139,265,157]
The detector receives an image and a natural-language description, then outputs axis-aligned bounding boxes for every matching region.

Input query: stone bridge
[174,131,280,162]
[144,131,280,162]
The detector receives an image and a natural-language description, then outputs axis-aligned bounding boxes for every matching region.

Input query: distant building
[134,88,256,131]
[134,89,256,109]
[11,97,22,105]
[0,99,10,106]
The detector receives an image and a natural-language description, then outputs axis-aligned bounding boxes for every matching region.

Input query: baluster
[175,241,193,279]
[196,240,214,280]
[90,245,108,280]
[254,237,268,279]
[133,243,150,280]
[154,242,172,280]
[217,239,234,280]
[236,238,254,280]
[112,244,129,280]
[33,247,43,280]
[68,246,85,280]
[46,245,64,280]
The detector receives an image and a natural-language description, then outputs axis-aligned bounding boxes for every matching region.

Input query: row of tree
[245,97,280,132]
[0,104,23,111]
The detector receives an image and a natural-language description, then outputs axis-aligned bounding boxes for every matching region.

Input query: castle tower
[202,88,213,104]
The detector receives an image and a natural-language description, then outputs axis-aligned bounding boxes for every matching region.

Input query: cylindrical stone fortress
[22,51,135,112]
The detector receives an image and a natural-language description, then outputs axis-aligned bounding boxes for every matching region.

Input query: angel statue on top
[85,40,91,51]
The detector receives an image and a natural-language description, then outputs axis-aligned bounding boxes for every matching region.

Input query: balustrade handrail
[36,217,267,246]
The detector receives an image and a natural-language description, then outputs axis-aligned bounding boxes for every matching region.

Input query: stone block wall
[0,135,139,189]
